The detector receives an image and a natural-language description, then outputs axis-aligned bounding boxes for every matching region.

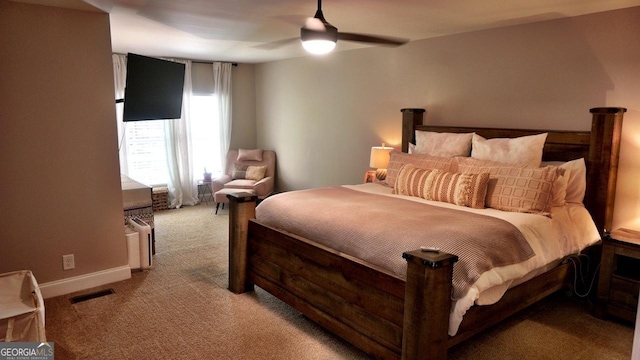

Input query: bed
[226,107,625,359]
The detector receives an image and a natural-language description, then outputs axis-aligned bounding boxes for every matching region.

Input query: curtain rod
[193,60,238,67]
[114,53,237,67]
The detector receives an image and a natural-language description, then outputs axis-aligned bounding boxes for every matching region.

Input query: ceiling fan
[299,0,408,55]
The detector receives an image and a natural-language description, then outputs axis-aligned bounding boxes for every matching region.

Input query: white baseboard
[39,265,131,299]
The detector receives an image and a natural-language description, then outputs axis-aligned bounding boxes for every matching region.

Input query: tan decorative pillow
[393,164,437,199]
[549,167,568,207]
[471,133,547,167]
[459,158,557,214]
[385,151,458,188]
[541,161,570,207]
[232,164,248,179]
[237,149,263,161]
[428,169,490,209]
[415,131,474,157]
[245,165,267,181]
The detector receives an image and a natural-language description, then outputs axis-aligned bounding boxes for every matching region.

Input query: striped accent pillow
[385,151,458,188]
[428,170,490,209]
[393,164,437,199]
[394,165,490,209]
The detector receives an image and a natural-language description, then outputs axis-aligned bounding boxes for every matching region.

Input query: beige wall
[231,64,257,149]
[0,2,127,283]
[255,7,640,231]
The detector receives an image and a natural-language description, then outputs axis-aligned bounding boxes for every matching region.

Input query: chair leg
[215,203,220,214]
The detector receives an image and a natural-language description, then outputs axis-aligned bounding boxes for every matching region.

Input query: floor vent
[69,288,115,304]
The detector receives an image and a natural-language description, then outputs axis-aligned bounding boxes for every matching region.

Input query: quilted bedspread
[255,186,534,300]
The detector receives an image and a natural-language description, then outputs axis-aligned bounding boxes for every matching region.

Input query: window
[122,120,169,186]
[190,95,222,179]
[119,95,221,186]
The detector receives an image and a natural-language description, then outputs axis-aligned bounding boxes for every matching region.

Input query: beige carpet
[44,204,634,359]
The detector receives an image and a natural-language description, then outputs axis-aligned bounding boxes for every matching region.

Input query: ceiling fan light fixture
[302,39,336,55]
[290,0,406,56]
[300,24,338,55]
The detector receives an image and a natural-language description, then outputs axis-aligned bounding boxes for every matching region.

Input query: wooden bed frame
[227,107,625,359]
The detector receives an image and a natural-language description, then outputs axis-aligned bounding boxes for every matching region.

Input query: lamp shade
[369,144,393,169]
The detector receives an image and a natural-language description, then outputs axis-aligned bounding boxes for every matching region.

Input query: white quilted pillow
[415,131,473,157]
[471,133,547,167]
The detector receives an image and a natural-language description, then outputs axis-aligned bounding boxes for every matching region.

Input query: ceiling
[21,0,640,63]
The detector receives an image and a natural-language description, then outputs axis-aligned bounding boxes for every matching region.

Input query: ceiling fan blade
[337,32,408,46]
[271,15,309,27]
[253,37,299,50]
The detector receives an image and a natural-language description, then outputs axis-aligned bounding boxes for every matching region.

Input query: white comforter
[343,183,601,336]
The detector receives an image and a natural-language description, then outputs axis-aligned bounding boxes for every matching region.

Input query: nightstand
[596,228,640,322]
[364,170,375,183]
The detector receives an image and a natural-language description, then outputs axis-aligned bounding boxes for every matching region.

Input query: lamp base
[375,168,387,181]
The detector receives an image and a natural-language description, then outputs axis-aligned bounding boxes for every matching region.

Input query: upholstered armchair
[211,149,276,213]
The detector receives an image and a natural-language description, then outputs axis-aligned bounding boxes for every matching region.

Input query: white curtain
[164,58,199,208]
[213,62,233,171]
[113,54,129,175]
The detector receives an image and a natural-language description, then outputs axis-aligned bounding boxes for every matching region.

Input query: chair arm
[211,175,232,193]
[252,176,274,198]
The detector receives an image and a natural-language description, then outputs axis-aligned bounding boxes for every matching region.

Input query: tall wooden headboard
[400,107,626,235]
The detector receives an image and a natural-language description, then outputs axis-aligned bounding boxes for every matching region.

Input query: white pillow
[471,133,547,167]
[414,131,473,157]
[541,158,587,205]
[563,158,587,203]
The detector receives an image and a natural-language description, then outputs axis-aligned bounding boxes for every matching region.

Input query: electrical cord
[565,253,600,298]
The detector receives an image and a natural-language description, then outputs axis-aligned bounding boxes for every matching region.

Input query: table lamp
[369,143,394,181]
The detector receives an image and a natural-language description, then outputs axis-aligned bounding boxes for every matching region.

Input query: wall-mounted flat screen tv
[122,53,186,121]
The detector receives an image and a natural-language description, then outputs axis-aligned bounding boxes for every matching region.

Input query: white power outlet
[63,254,75,270]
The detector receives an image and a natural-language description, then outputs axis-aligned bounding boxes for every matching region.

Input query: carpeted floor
[44,204,634,359]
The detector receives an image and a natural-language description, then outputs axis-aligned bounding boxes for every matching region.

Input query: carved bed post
[585,107,626,234]
[227,192,258,294]
[401,108,425,153]
[401,250,458,360]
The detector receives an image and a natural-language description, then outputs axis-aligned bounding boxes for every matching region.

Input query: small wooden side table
[596,228,640,322]
[364,170,375,183]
